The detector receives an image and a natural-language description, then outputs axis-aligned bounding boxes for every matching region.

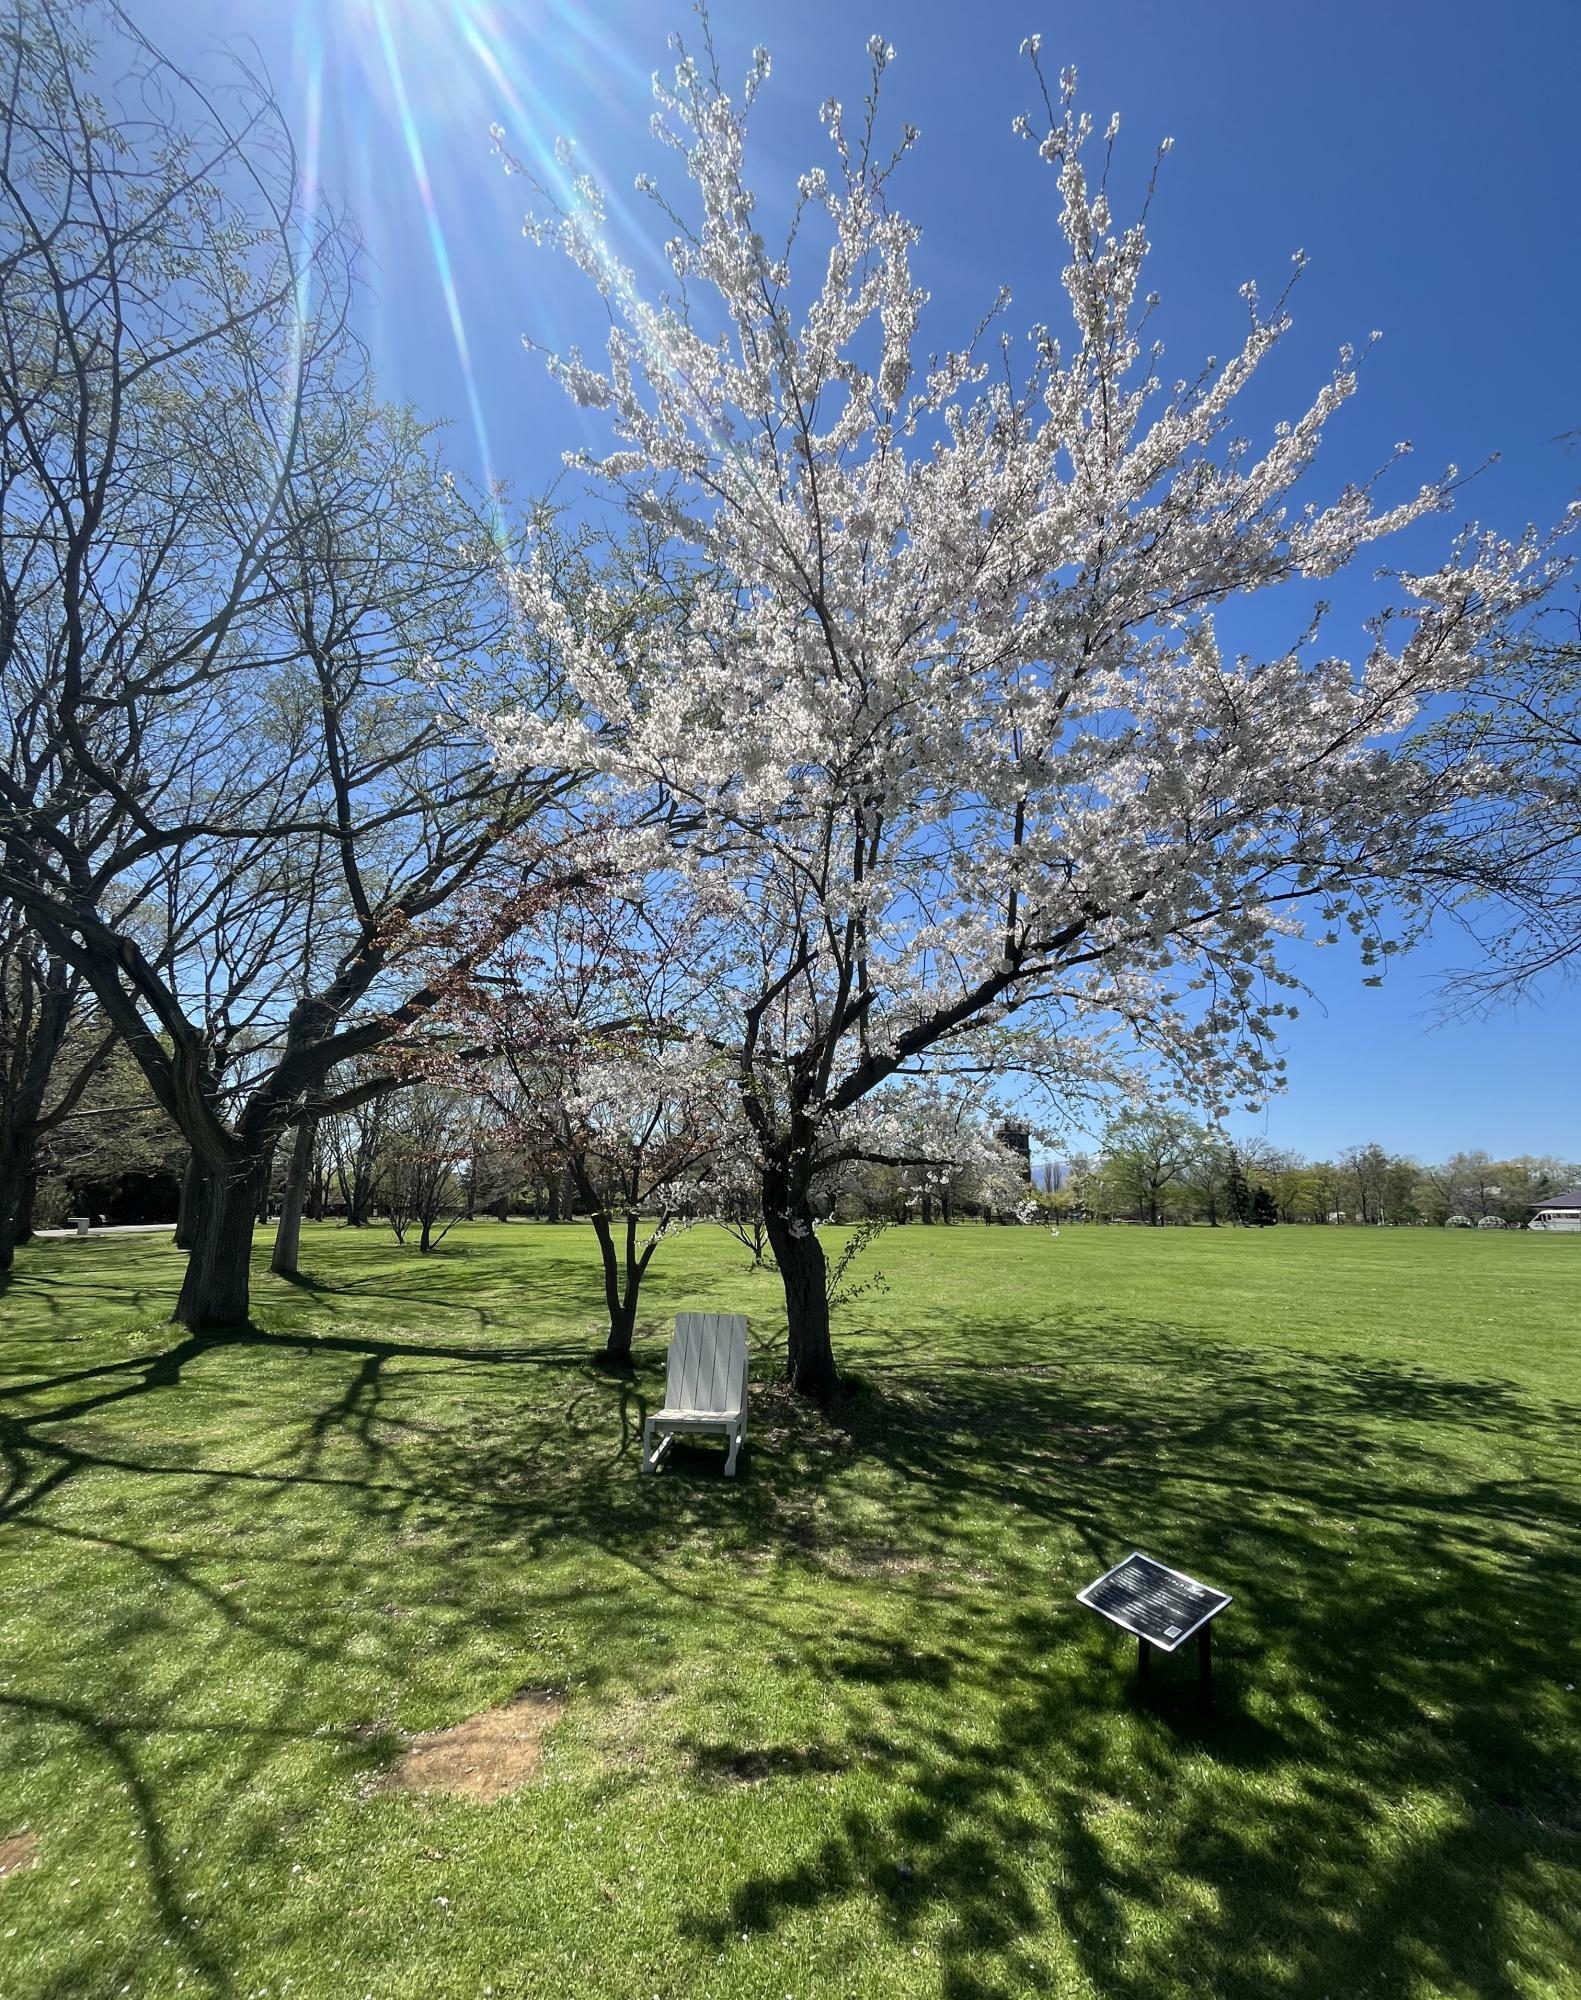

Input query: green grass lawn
[1,1220,1579,2000]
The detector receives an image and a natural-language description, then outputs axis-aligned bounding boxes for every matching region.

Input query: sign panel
[1076,1552,1230,1652]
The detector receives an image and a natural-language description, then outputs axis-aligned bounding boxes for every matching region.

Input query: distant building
[1529,1188,1581,1233]
[996,1122,1033,1184]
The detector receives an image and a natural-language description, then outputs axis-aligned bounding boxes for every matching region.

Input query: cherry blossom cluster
[475,14,1572,1380]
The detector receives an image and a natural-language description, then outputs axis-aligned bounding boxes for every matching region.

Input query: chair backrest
[668,1312,749,1414]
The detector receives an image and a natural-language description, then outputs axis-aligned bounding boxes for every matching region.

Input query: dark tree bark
[271,1110,317,1277]
[0,941,100,1271]
[173,1153,201,1249]
[0,1004,51,1262]
[0,1135,34,1272]
[588,1211,638,1365]
[579,1154,661,1366]
[762,1196,835,1401]
[172,1161,260,1328]
[14,1162,36,1241]
[255,1138,277,1223]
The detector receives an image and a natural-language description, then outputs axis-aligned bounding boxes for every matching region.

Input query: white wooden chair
[641,1312,749,1478]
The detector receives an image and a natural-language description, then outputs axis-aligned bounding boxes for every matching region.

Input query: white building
[1529,1189,1581,1233]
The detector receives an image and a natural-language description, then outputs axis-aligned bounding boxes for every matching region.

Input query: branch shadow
[3,1258,1579,1999]
[658,1345,1581,1999]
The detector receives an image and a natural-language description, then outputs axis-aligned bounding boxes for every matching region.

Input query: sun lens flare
[288,0,657,539]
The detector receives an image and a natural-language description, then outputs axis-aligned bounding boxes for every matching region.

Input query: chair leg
[723,1425,741,1478]
[641,1419,658,1473]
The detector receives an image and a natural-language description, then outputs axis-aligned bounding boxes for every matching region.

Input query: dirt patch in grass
[0,1830,38,1878]
[376,1691,564,1803]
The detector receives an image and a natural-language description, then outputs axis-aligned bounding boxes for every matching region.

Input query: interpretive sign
[1078,1552,1231,1707]
[1077,1552,1230,1651]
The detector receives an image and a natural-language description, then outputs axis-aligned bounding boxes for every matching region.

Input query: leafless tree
[378,1084,470,1254]
[0,911,111,1262]
[322,1088,392,1231]
[0,3,574,1322]
[716,1203,774,1270]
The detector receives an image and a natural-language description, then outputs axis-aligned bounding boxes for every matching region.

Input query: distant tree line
[36,1039,1575,1244]
[30,1061,1034,1235]
[1040,1114,1578,1228]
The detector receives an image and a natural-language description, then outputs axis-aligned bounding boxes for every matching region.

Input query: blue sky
[138,0,1581,1163]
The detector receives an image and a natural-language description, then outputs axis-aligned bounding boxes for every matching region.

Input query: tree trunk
[0,949,75,1272]
[14,1160,37,1246]
[173,1152,202,1248]
[588,1207,641,1366]
[590,1210,622,1350]
[255,1139,276,1224]
[764,1204,835,1400]
[271,1112,317,1277]
[172,1160,260,1329]
[0,1126,43,1271]
[0,1140,30,1272]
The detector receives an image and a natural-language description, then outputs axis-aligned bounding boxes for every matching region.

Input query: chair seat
[643,1313,750,1477]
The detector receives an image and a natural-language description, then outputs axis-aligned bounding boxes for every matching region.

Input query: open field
[1,1222,1579,1999]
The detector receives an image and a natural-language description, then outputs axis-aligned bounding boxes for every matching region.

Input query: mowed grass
[1,1221,1579,2000]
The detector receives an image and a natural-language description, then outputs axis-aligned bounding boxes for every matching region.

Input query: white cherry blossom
[483,19,1569,1395]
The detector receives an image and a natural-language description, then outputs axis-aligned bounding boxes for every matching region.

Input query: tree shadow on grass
[681,1348,1579,1999]
[472,1336,1577,2000]
[0,1315,672,1996]
[2,1296,1580,1998]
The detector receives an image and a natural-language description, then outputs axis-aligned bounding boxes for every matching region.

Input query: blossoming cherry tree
[488,24,1566,1396]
